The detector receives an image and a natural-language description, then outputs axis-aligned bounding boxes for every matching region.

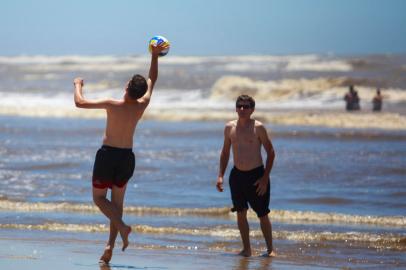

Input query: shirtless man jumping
[73,42,168,264]
[216,94,276,257]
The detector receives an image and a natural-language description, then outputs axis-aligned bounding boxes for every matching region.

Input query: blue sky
[1,0,405,56]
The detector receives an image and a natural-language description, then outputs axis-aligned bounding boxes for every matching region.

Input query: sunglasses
[236,104,252,109]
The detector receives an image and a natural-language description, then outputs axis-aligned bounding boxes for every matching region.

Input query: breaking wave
[210,76,406,105]
[1,201,405,227]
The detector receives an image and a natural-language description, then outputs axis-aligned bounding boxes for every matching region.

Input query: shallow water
[0,115,405,268]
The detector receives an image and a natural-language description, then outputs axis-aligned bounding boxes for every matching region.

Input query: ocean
[0,54,405,269]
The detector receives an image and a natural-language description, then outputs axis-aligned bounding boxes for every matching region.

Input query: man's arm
[73,77,114,109]
[138,43,169,104]
[254,124,275,196]
[216,125,232,192]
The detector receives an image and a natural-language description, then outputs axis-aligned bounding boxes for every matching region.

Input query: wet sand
[0,231,325,270]
[2,229,405,270]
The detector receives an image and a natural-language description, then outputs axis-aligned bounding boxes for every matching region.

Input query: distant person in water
[216,94,276,257]
[372,88,383,112]
[73,42,168,264]
[344,85,361,111]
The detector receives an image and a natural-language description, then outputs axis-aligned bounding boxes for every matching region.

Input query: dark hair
[236,94,255,108]
[127,74,147,99]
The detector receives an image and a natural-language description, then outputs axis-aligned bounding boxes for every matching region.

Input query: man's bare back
[103,99,148,148]
[73,42,168,264]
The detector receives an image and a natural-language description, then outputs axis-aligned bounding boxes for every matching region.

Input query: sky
[1,0,406,56]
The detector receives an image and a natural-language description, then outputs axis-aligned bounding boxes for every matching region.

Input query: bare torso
[102,100,147,148]
[228,119,263,171]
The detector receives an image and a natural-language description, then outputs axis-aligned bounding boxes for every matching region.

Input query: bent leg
[93,187,131,254]
[259,214,276,257]
[237,209,251,257]
[99,184,130,263]
[107,184,127,247]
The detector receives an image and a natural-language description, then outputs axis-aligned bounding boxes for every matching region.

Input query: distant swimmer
[73,42,168,264]
[372,88,383,112]
[216,95,276,257]
[344,85,361,111]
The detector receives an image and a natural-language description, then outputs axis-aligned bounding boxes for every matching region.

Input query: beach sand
[0,230,325,270]
[2,228,404,270]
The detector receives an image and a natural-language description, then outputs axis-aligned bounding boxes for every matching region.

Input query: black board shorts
[92,145,135,189]
[229,165,270,217]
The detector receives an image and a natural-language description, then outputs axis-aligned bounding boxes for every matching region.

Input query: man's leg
[259,214,276,257]
[237,209,251,257]
[99,185,128,263]
[92,187,131,253]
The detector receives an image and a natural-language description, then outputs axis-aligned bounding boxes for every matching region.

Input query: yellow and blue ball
[148,36,170,57]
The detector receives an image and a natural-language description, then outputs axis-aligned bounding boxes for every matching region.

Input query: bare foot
[99,245,113,264]
[262,250,277,257]
[238,249,252,257]
[268,250,277,257]
[120,225,132,251]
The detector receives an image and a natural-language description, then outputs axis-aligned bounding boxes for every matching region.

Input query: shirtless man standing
[216,94,276,257]
[73,43,168,264]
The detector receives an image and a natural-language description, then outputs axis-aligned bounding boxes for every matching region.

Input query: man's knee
[93,193,106,207]
[259,214,271,224]
[237,209,248,219]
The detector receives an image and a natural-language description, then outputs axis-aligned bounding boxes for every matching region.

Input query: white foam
[0,54,353,73]
[286,56,353,72]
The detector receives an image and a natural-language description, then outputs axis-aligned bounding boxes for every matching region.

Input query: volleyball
[148,36,170,57]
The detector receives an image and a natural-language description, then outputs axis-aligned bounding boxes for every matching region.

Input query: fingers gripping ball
[148,36,170,57]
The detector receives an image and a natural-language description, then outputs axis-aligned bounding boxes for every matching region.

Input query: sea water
[0,116,405,268]
[0,54,405,268]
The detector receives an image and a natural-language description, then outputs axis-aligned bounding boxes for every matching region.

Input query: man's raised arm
[141,43,168,103]
[73,77,113,109]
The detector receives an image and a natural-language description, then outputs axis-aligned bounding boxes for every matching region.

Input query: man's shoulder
[254,119,264,127]
[225,120,237,128]
[254,120,270,134]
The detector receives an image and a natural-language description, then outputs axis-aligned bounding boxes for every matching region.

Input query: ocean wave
[210,76,406,104]
[0,55,135,65]
[1,201,405,227]
[0,54,353,73]
[285,56,352,72]
[1,222,404,250]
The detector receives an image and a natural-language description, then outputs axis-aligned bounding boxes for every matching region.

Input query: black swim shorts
[92,145,135,189]
[229,165,270,217]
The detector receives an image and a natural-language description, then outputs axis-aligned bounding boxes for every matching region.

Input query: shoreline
[0,230,406,270]
[1,229,404,270]
[0,231,319,270]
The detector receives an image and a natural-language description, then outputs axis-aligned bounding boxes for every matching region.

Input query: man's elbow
[75,99,86,108]
[220,150,229,160]
[270,149,276,160]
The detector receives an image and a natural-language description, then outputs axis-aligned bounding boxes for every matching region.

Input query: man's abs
[233,152,263,171]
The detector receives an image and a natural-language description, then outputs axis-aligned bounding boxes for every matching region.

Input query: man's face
[236,101,254,118]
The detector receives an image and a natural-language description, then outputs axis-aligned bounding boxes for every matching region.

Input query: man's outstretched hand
[150,42,169,56]
[74,77,84,86]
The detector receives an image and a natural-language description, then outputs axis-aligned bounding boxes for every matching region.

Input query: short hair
[127,74,147,99]
[236,94,255,108]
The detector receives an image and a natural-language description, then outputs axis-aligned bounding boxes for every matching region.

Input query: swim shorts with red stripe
[92,145,135,189]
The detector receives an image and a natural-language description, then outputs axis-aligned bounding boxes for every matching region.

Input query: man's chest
[230,127,260,146]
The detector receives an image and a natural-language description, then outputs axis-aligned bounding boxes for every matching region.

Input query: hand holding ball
[149,36,170,57]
